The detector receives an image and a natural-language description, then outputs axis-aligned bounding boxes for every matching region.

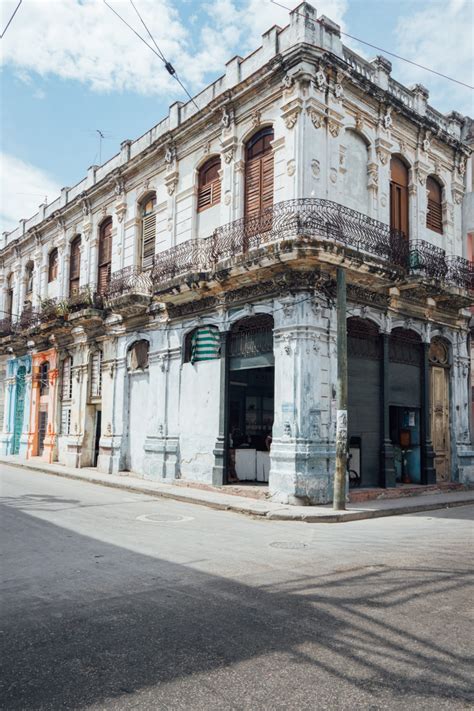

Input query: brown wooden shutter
[197,158,221,212]
[261,152,274,211]
[245,159,263,219]
[97,219,112,294]
[142,212,156,269]
[390,157,409,238]
[426,177,443,234]
[244,129,274,221]
[69,237,81,295]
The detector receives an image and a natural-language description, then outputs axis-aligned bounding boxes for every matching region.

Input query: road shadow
[0,502,472,710]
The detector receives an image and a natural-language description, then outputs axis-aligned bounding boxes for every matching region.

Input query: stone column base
[97,435,125,475]
[269,440,336,505]
[0,434,13,456]
[143,436,179,480]
[457,446,474,484]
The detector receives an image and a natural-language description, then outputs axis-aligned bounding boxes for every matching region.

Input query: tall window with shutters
[197,157,221,212]
[97,218,112,295]
[426,176,443,234]
[6,273,14,320]
[60,355,73,435]
[244,127,274,222]
[141,194,157,270]
[89,350,102,400]
[48,248,58,283]
[390,156,409,238]
[69,236,81,296]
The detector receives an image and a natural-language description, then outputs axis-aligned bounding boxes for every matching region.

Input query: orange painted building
[27,349,59,463]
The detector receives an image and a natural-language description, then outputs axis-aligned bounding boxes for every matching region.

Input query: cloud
[0,153,61,234]
[394,0,473,116]
[0,0,348,98]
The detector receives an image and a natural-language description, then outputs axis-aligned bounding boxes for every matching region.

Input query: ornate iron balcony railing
[0,318,13,337]
[409,241,474,291]
[151,199,409,286]
[105,265,153,299]
[67,285,103,311]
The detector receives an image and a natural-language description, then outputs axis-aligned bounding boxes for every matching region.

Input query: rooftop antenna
[96,129,105,164]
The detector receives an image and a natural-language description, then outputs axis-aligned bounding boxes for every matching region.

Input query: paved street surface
[0,464,472,710]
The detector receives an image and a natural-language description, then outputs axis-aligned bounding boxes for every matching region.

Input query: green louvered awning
[191,327,221,363]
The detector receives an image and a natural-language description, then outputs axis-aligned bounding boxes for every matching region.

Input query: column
[212,330,230,485]
[421,341,436,484]
[269,293,335,505]
[380,333,395,487]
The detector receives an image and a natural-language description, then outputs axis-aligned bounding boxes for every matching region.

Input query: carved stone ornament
[284,110,299,130]
[221,104,234,129]
[282,73,295,93]
[398,139,407,155]
[334,72,344,99]
[79,192,91,217]
[309,110,323,129]
[311,159,320,179]
[433,160,441,176]
[223,147,234,164]
[367,163,378,188]
[224,192,231,206]
[164,142,176,165]
[250,109,261,128]
[287,159,296,177]
[380,194,387,207]
[315,69,327,90]
[355,113,364,132]
[422,130,432,152]
[376,147,389,165]
[457,156,467,177]
[110,169,125,197]
[417,169,427,186]
[203,140,211,155]
[328,120,340,138]
[452,186,464,205]
[382,106,393,129]
[330,168,338,184]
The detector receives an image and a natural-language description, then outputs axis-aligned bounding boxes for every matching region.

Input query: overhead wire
[270,0,474,90]
[103,0,198,108]
[0,0,22,39]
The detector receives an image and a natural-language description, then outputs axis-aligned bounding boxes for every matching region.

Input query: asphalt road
[0,464,472,711]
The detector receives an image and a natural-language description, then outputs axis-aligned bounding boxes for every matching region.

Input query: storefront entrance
[226,314,274,484]
[12,366,26,455]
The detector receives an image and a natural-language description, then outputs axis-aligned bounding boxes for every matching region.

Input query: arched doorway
[389,328,422,484]
[347,317,381,486]
[429,338,451,481]
[227,314,274,483]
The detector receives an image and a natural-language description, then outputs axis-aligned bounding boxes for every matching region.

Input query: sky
[0,0,473,235]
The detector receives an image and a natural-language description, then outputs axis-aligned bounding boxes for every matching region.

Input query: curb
[2,458,474,523]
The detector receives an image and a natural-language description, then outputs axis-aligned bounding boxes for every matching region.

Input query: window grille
[61,407,71,435]
[90,351,102,398]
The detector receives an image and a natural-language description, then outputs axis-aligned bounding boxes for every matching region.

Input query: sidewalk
[1,455,473,523]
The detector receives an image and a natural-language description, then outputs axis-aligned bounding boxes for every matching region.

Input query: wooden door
[69,236,81,295]
[97,219,112,295]
[390,157,409,238]
[430,366,450,481]
[244,129,274,245]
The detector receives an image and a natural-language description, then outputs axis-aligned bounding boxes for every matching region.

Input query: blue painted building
[0,355,32,456]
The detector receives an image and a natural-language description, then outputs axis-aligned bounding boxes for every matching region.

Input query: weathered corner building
[1,2,473,503]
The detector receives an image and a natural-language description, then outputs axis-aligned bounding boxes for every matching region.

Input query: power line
[103,0,198,108]
[0,0,22,39]
[270,0,473,90]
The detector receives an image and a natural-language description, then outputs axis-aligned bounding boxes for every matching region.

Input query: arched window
[89,350,102,399]
[39,361,50,396]
[48,248,58,283]
[97,218,112,295]
[184,325,220,364]
[426,176,443,234]
[69,236,81,296]
[141,194,156,270]
[197,157,221,211]
[128,340,149,370]
[6,273,14,320]
[245,127,274,220]
[343,130,369,214]
[25,262,34,299]
[390,156,409,238]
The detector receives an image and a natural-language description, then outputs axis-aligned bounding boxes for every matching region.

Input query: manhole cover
[136,513,194,523]
[269,541,309,550]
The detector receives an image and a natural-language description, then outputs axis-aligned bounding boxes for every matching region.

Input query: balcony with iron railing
[104,265,153,318]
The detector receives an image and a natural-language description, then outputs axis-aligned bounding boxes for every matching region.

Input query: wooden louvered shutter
[261,152,274,211]
[142,212,156,269]
[245,159,262,220]
[90,351,102,399]
[426,177,443,234]
[97,220,112,295]
[69,238,81,295]
[390,158,409,239]
[62,357,72,400]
